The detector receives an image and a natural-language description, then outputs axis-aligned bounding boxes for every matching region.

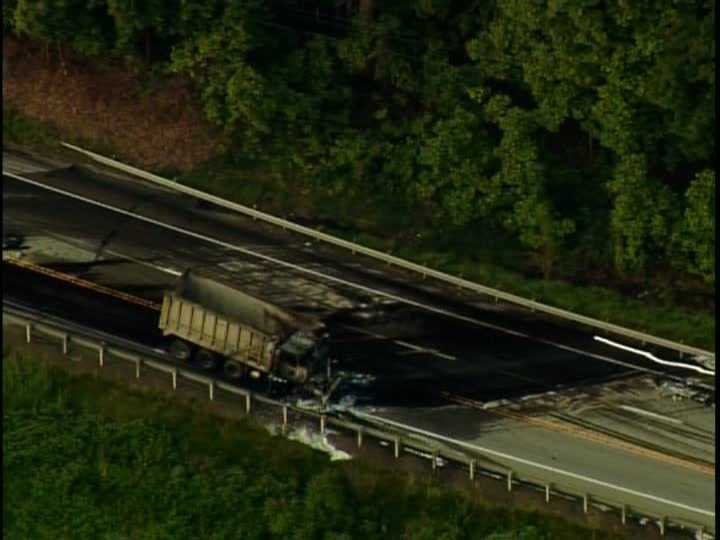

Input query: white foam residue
[295,398,323,411]
[286,426,352,461]
[482,399,511,410]
[337,371,376,385]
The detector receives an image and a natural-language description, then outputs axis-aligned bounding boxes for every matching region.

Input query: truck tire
[168,339,192,362]
[194,349,220,371]
[223,360,247,381]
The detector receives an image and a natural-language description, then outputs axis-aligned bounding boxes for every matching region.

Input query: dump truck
[159,270,329,385]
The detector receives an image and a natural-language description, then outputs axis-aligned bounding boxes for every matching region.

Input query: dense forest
[3,0,715,284]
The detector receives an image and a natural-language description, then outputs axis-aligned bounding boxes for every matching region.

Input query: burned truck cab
[275,328,330,384]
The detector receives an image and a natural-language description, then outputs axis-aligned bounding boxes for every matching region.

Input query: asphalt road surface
[2,147,715,530]
[4,149,709,379]
[3,259,715,531]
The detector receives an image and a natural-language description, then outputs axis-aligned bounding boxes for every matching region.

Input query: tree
[3,0,17,32]
[414,105,495,226]
[468,0,715,168]
[674,169,715,282]
[106,0,177,60]
[482,97,576,278]
[466,0,713,280]
[608,153,680,275]
[13,0,113,60]
[337,15,418,92]
[169,4,266,142]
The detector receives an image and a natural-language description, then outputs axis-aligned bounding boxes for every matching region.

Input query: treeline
[3,0,715,283]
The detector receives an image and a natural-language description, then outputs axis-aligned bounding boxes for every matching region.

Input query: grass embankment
[2,107,714,351]
[2,351,620,539]
[3,108,58,147]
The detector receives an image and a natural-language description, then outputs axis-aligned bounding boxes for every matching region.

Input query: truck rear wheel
[194,349,220,371]
[168,339,192,362]
[223,361,247,381]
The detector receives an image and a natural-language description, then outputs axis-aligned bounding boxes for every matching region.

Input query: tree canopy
[4,0,715,282]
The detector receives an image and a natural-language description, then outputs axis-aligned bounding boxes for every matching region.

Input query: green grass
[3,351,622,540]
[2,107,119,162]
[409,250,714,351]
[3,108,59,147]
[3,109,714,350]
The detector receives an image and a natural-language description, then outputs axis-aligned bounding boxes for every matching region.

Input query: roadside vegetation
[2,1,714,349]
[2,351,622,539]
[3,107,57,147]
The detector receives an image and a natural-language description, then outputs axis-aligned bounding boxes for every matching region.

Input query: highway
[3,148,708,376]
[3,258,715,534]
[2,147,715,534]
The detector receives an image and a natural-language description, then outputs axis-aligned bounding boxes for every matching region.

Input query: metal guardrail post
[245,393,251,414]
[99,346,105,367]
[621,505,628,525]
[135,358,141,379]
[171,368,178,390]
[356,428,363,447]
[469,459,476,481]
[208,381,214,401]
[61,334,69,355]
[320,415,326,435]
[659,517,666,536]
[583,494,589,514]
[282,405,288,432]
[349,409,716,532]
[393,437,400,458]
[25,323,32,343]
[545,484,551,503]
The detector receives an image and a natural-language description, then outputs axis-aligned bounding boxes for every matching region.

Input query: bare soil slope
[3,37,221,172]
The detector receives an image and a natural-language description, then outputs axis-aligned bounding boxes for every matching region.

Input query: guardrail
[3,305,713,538]
[3,254,160,310]
[58,142,713,361]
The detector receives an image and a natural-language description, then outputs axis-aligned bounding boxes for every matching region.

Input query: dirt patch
[3,36,222,172]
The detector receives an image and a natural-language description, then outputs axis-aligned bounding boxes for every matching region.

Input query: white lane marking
[103,248,183,277]
[3,193,38,199]
[351,410,715,517]
[1,171,670,375]
[342,324,456,361]
[618,405,684,425]
[595,336,715,376]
